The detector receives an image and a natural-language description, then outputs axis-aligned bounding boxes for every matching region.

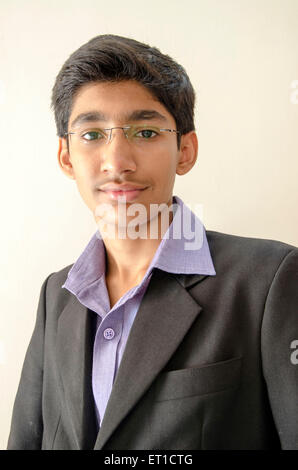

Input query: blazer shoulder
[205,229,298,274]
[41,263,75,312]
[46,263,74,289]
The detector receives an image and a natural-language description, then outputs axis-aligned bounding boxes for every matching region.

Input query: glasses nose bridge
[106,126,130,144]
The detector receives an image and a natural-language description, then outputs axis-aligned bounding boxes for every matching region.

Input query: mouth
[99,187,148,202]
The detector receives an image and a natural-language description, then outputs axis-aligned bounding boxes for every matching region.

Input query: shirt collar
[62,195,216,298]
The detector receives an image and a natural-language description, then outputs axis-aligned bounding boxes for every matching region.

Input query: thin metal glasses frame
[64,125,180,144]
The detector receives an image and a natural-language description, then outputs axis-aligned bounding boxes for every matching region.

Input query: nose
[100,127,137,175]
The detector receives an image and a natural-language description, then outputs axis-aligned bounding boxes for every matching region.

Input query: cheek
[72,158,97,185]
[71,162,98,209]
[154,153,178,184]
[145,146,177,173]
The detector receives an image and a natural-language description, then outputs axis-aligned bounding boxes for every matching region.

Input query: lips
[100,184,147,191]
[99,185,148,202]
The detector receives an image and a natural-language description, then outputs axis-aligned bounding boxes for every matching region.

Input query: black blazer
[7,230,298,449]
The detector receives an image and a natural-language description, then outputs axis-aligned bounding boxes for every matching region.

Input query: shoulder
[46,263,74,289]
[206,229,298,277]
[41,263,75,311]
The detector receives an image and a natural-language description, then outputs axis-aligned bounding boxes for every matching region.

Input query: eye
[134,128,159,139]
[81,130,104,141]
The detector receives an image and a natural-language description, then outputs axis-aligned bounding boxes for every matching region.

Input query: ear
[57,137,76,180]
[176,131,198,176]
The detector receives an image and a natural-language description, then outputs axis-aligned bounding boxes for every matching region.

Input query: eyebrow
[70,109,168,129]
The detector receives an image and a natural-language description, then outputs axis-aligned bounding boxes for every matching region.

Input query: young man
[7,35,298,450]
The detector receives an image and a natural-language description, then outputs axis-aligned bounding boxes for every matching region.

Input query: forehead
[69,80,175,127]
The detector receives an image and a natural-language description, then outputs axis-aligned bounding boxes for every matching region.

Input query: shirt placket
[92,305,124,427]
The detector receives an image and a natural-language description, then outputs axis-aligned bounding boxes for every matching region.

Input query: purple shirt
[62,195,216,429]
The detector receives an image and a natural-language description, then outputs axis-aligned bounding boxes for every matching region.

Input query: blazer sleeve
[261,247,298,450]
[7,273,53,450]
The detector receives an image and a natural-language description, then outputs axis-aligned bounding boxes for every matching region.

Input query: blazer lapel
[57,294,98,449]
[94,268,205,449]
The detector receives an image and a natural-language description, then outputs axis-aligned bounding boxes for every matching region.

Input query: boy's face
[58,80,197,230]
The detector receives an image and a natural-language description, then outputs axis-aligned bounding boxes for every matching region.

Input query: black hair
[51,34,196,148]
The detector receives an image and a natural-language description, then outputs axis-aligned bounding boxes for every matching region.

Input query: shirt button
[103,328,115,340]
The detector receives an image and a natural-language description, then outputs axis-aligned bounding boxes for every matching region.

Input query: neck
[101,204,174,285]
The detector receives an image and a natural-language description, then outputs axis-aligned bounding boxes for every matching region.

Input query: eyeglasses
[64,124,180,152]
